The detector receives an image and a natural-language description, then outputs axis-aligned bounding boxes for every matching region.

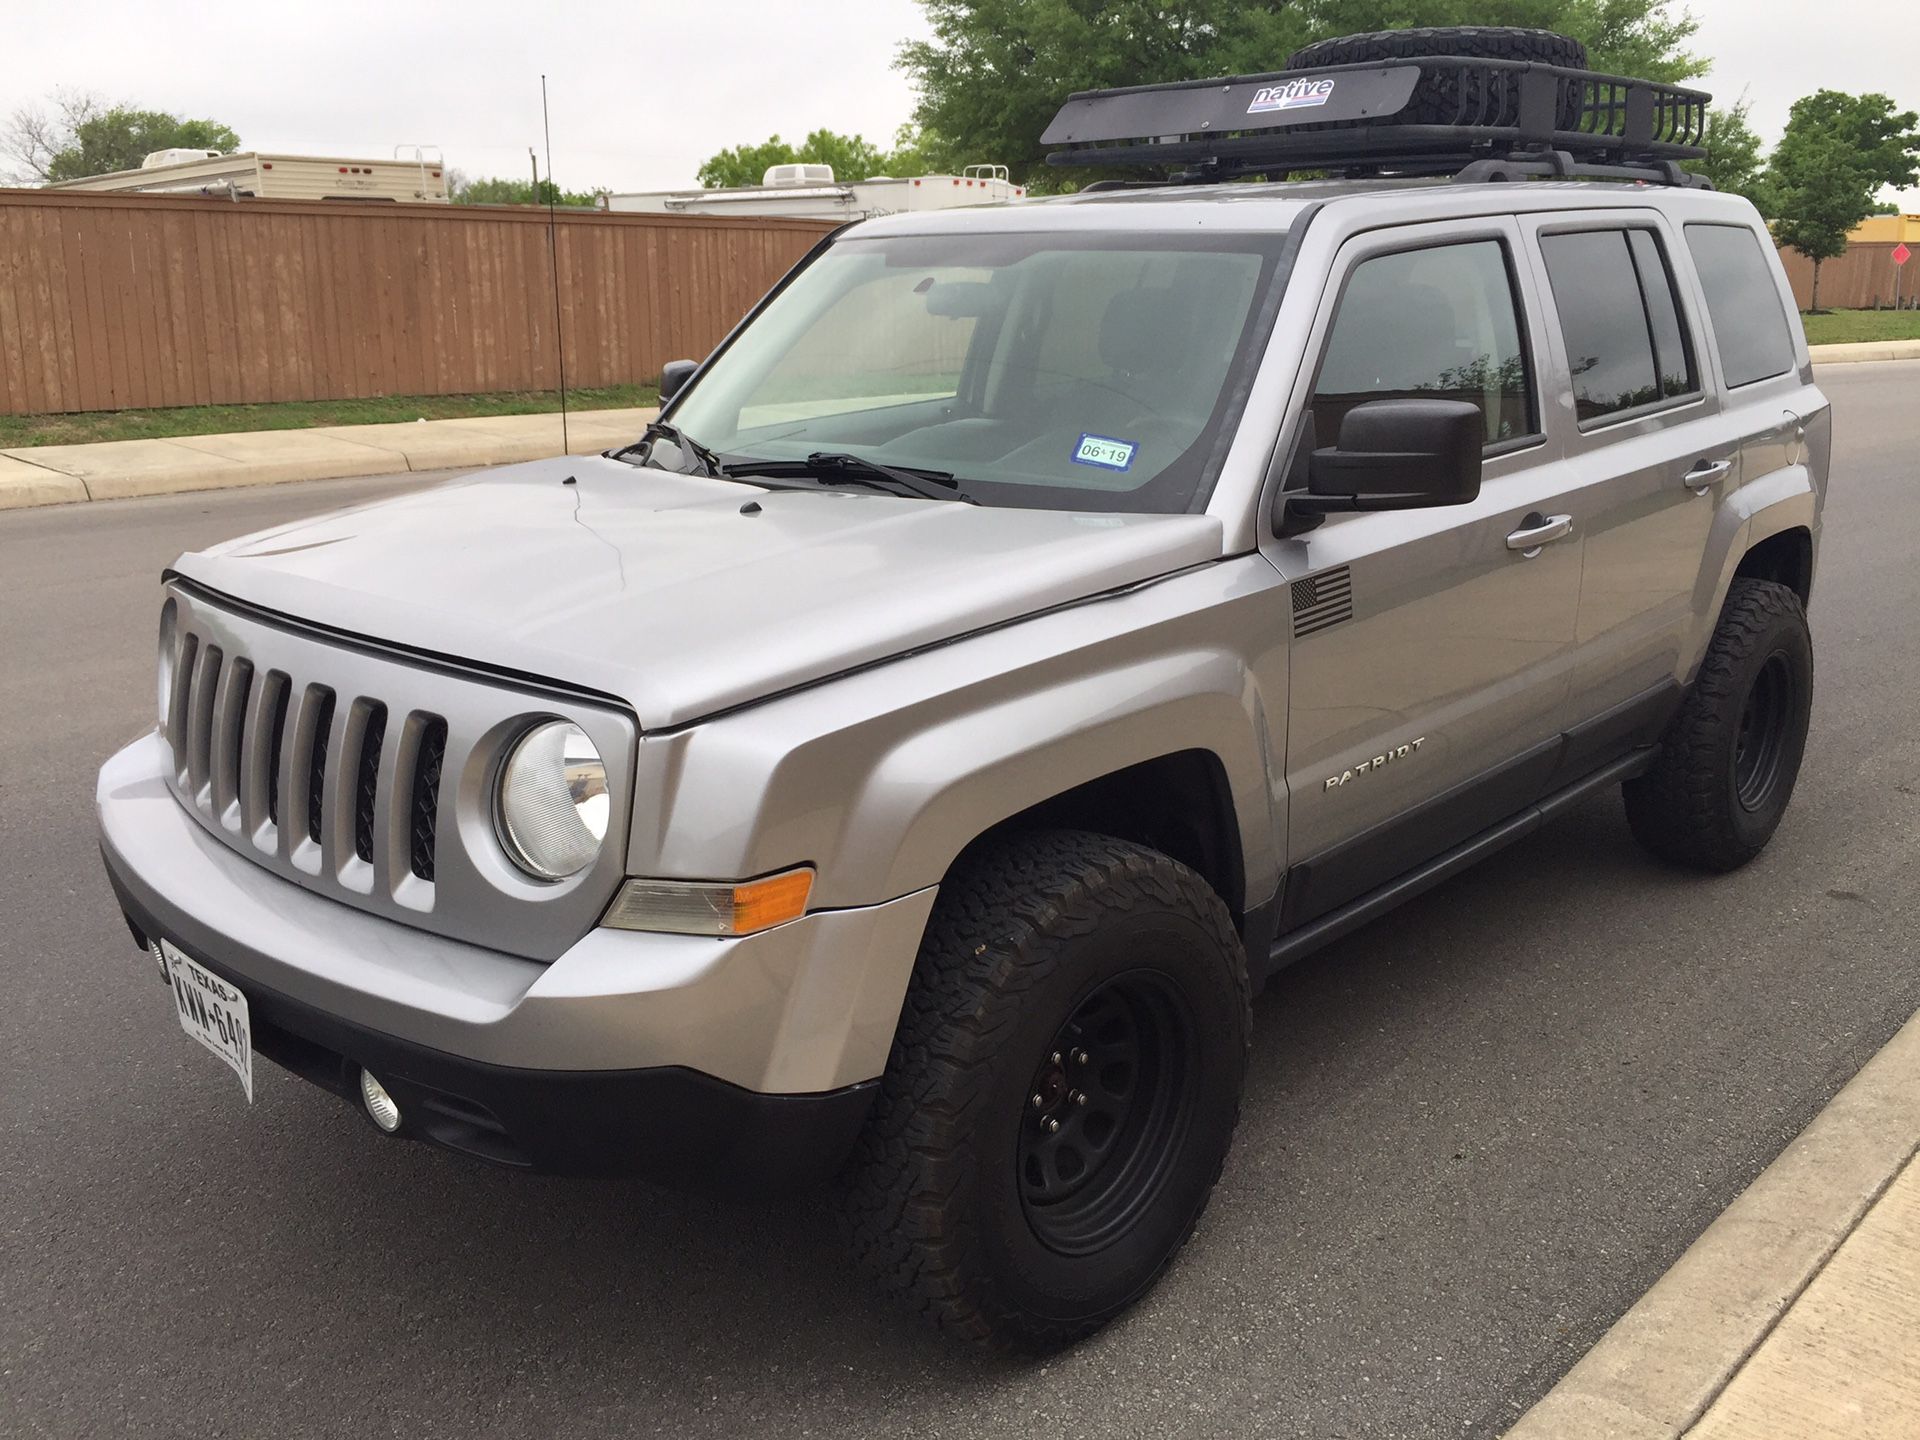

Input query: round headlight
[496,721,610,881]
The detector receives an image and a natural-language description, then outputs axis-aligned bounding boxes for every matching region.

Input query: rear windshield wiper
[721,451,975,504]
[614,420,723,477]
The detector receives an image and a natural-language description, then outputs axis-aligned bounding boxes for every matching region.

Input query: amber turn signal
[600,867,815,937]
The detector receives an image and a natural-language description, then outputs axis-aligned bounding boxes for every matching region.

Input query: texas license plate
[161,939,254,1103]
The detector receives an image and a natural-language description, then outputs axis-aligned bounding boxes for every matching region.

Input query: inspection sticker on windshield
[1072,434,1136,472]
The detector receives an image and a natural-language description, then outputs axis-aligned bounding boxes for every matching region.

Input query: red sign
[1895,243,1912,266]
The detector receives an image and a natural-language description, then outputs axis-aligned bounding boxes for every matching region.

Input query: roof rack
[1042,57,1712,189]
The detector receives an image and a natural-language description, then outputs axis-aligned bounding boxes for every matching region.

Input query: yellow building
[1849,214,1920,243]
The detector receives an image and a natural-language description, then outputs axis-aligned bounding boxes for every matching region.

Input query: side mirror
[1278,399,1483,535]
[658,359,698,404]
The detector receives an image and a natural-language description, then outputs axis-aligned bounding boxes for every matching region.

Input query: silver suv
[98,29,1826,1353]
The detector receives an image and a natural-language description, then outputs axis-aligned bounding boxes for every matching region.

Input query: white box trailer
[603,164,1023,221]
[50,149,451,204]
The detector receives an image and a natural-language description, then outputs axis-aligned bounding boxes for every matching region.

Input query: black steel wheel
[841,831,1250,1353]
[1017,970,1199,1257]
[1625,578,1814,872]
[1734,651,1795,812]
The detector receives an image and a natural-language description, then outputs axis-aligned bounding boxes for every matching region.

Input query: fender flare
[1696,465,1816,629]
[855,654,1278,909]
[635,640,1283,916]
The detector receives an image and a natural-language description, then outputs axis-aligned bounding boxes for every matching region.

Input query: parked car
[98,28,1826,1352]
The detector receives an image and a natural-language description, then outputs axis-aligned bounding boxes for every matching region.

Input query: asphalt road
[4,363,1917,1440]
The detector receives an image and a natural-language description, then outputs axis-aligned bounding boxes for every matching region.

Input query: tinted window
[1685,223,1796,388]
[1629,230,1696,397]
[1312,240,1533,448]
[1541,229,1697,423]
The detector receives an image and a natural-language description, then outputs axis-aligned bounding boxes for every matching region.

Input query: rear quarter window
[1539,228,1698,425]
[1683,223,1797,389]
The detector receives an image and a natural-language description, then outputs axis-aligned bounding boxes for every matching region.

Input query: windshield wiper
[615,420,723,477]
[721,452,975,504]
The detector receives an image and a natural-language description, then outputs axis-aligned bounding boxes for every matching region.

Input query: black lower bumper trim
[108,856,876,1192]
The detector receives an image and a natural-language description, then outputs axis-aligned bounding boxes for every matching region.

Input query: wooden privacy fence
[1775,242,1913,311]
[0,189,836,417]
[1,189,1905,418]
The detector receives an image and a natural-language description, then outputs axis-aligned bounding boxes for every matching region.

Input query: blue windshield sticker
[1072,433,1136,472]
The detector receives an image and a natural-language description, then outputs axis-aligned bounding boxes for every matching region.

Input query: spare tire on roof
[1286,27,1588,132]
[1287,26,1588,71]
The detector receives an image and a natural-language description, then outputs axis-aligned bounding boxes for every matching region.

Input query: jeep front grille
[353,703,387,864]
[304,688,335,845]
[156,582,636,962]
[409,718,447,883]
[166,651,442,890]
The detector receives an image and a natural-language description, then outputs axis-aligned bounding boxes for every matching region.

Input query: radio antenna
[540,75,570,455]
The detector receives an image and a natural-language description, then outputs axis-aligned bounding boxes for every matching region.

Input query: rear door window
[1539,228,1698,424]
[1684,223,1797,389]
[1311,239,1535,448]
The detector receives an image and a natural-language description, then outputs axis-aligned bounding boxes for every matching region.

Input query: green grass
[1799,309,1920,347]
[0,384,658,449]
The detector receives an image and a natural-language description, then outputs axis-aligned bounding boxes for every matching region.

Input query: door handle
[1684,458,1734,493]
[1506,513,1574,555]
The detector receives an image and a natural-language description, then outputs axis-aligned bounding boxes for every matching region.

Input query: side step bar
[1263,747,1655,976]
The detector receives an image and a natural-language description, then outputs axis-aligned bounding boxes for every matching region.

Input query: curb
[0,407,656,513]
[1808,339,1920,364]
[1505,1008,1920,1439]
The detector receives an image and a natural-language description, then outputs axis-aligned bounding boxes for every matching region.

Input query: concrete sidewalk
[1508,1010,1920,1439]
[0,405,656,510]
[1806,339,1920,365]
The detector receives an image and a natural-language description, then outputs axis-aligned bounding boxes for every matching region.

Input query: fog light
[359,1069,402,1133]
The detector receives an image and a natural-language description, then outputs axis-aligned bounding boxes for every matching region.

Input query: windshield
[666,229,1292,513]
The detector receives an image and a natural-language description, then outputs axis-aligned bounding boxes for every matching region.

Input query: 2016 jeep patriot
[98,29,1826,1352]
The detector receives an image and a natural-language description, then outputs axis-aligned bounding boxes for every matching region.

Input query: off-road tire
[1624,579,1813,872]
[840,830,1251,1354]
[1287,27,1588,130]
[1287,26,1588,72]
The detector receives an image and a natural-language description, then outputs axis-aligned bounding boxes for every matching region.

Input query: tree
[698,136,804,188]
[696,127,932,187]
[1696,94,1766,205]
[1766,90,1920,311]
[2,92,90,183]
[900,0,1703,189]
[452,174,603,207]
[5,93,241,182]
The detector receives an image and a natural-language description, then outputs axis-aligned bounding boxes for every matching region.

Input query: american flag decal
[1290,565,1353,638]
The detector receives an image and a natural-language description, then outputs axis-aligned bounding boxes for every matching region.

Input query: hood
[175,456,1225,729]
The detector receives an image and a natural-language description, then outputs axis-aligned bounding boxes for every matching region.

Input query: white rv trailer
[603,163,1023,221]
[49,148,451,204]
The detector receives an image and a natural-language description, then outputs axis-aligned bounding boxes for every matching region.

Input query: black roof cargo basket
[1042,56,1712,188]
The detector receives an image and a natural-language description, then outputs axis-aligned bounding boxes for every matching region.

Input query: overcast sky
[5,0,1917,208]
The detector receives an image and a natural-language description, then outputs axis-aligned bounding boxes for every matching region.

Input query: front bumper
[99,732,937,1186]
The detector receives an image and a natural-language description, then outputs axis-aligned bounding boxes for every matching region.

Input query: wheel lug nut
[1044,1117,1061,1133]
[1071,1090,1087,1106]
[1030,1093,1044,1109]
[1050,1051,1062,1065]
[1072,1049,1089,1066]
